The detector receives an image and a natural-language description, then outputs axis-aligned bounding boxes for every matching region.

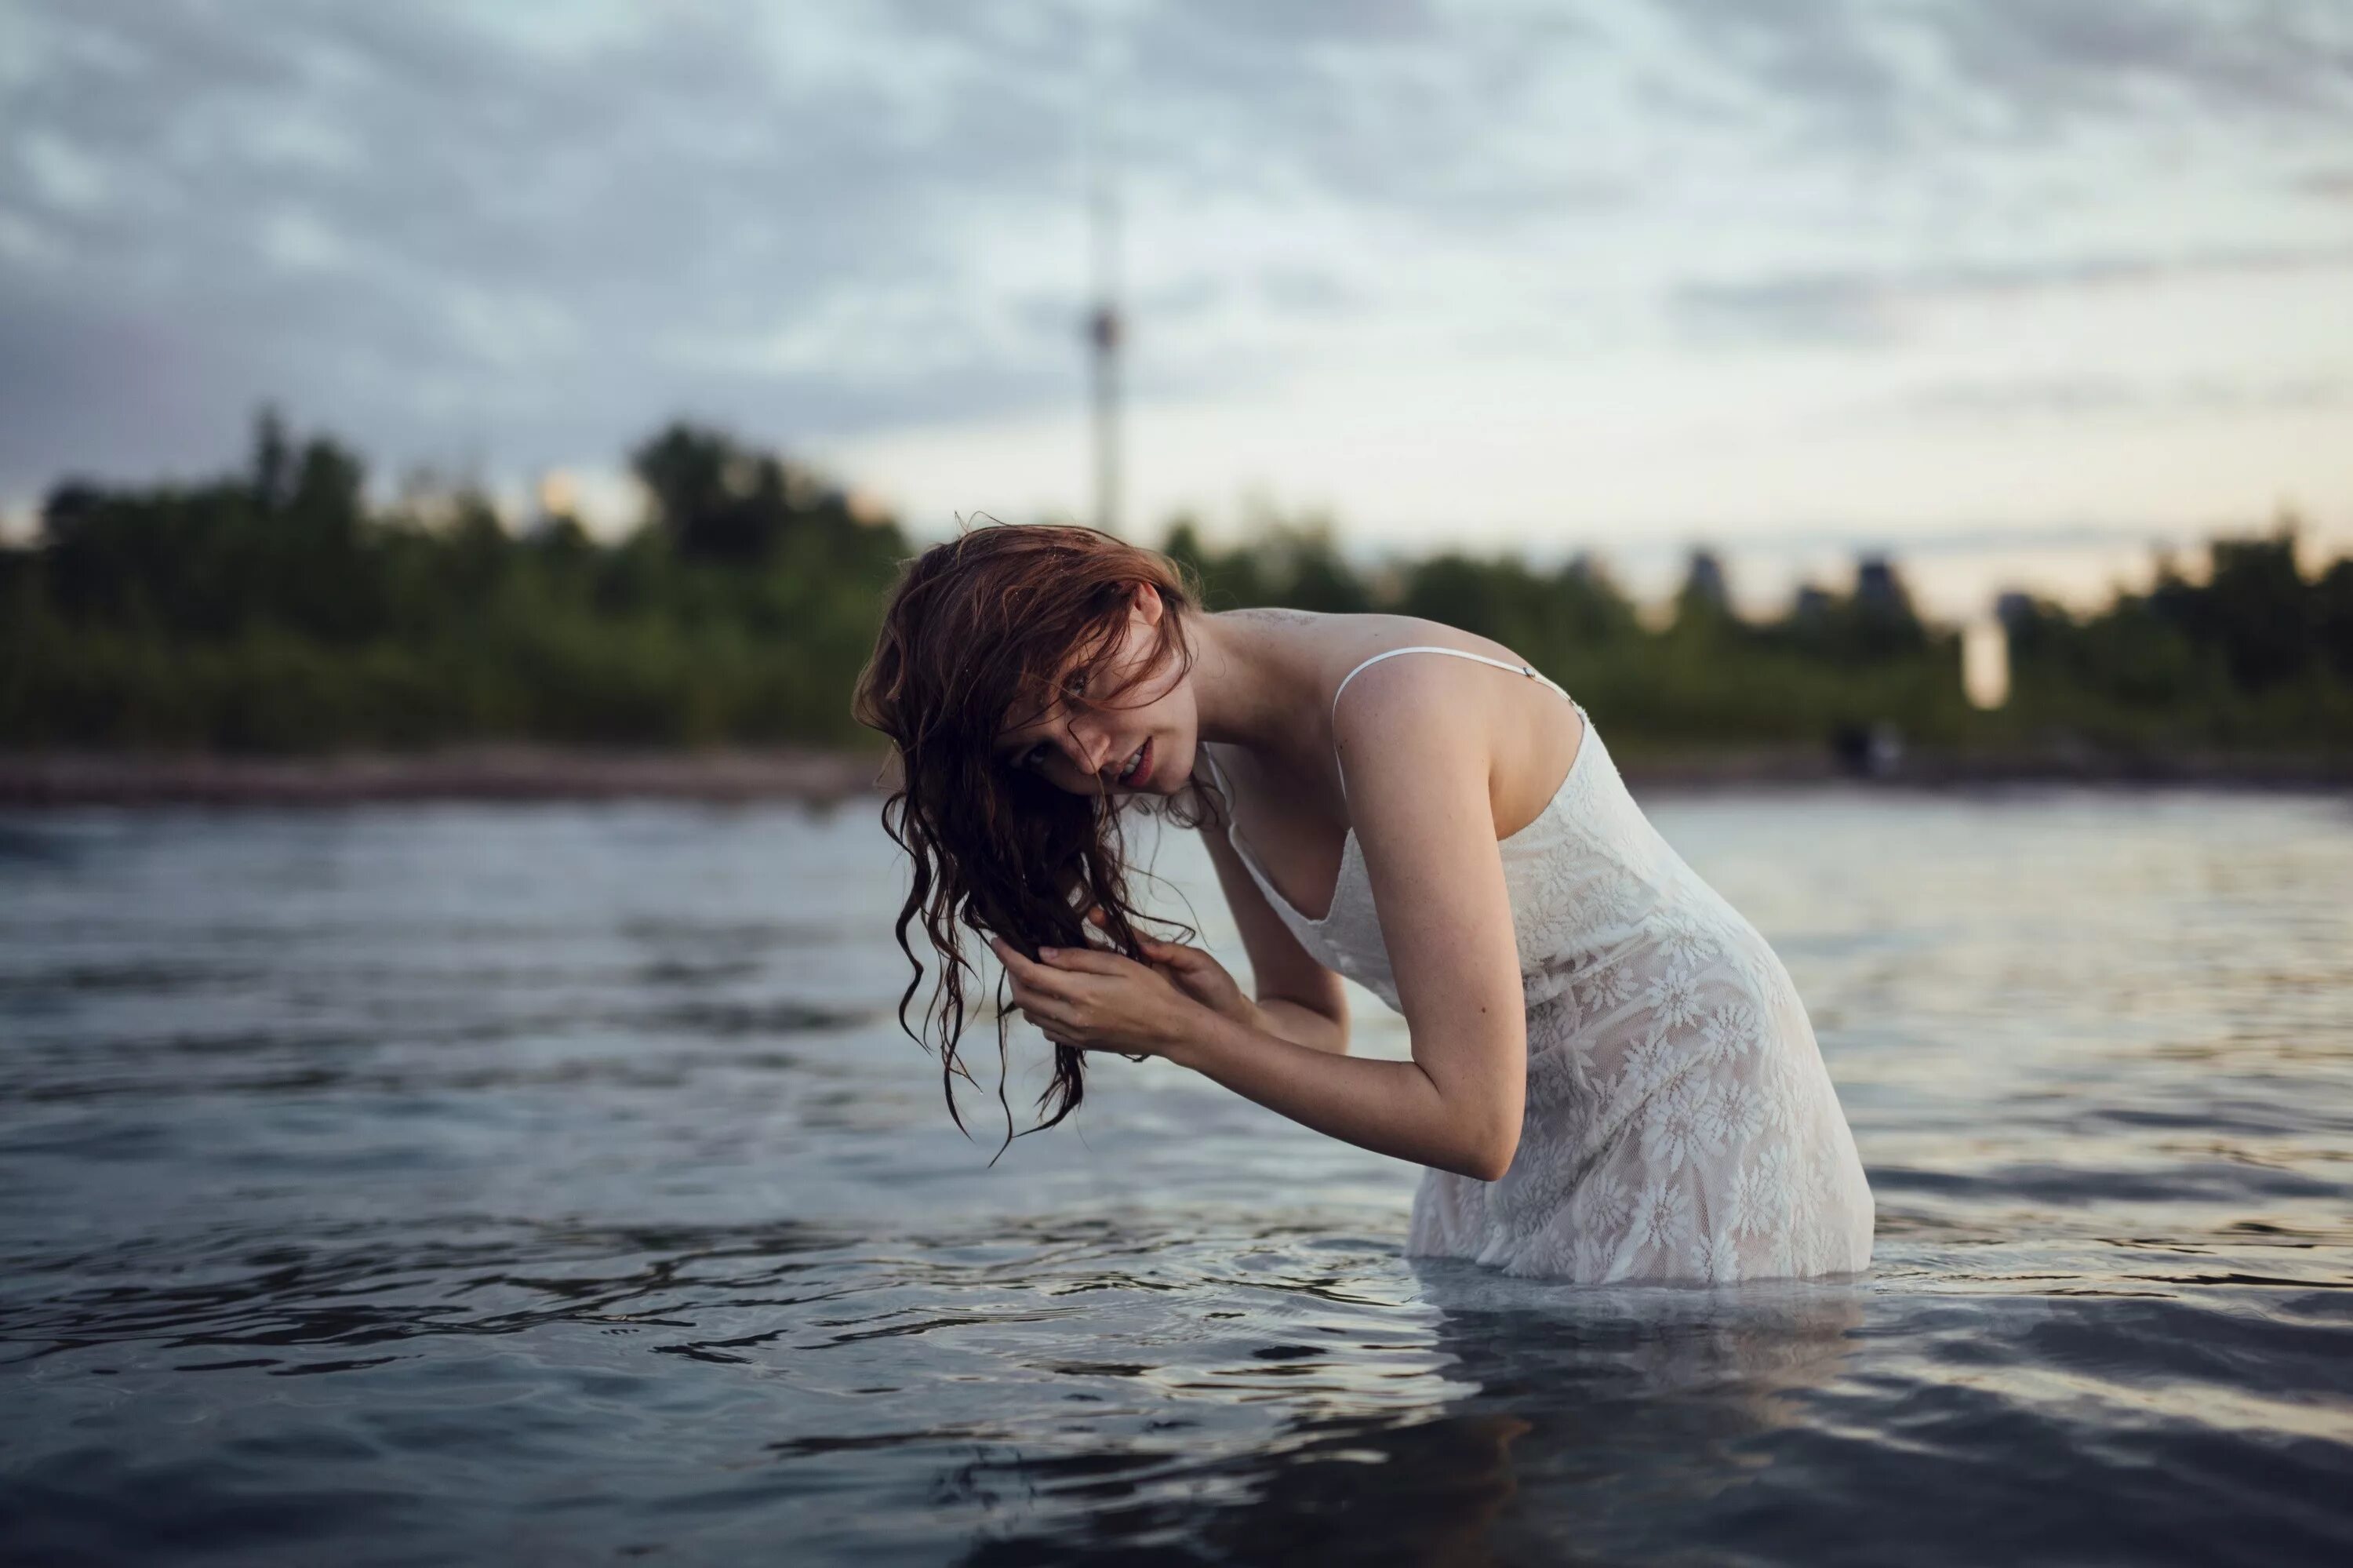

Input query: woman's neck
[1186,609,1329,756]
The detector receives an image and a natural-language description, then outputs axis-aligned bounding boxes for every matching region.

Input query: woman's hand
[1084,908,1255,1030]
[987,933,1211,1060]
[1140,938,1253,1030]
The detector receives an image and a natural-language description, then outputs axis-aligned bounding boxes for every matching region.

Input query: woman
[853,523,1873,1284]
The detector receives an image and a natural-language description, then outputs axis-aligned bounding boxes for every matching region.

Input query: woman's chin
[1144,733,1196,796]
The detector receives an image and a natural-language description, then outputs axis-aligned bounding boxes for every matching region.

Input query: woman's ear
[1132,580,1164,628]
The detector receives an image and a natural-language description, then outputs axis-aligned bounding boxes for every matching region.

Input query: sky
[4,0,2351,617]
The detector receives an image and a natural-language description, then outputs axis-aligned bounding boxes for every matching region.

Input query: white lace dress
[1204,646,1875,1285]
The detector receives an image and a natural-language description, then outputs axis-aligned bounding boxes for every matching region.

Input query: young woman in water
[853,523,1873,1283]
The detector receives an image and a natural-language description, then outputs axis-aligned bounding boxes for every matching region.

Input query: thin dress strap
[1330,645,1572,721]
[1200,644,1579,915]
[1329,646,1575,799]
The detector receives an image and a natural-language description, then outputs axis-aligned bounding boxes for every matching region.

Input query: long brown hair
[852,521,1209,1157]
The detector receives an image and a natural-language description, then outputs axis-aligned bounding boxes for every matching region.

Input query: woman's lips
[1122,736,1154,788]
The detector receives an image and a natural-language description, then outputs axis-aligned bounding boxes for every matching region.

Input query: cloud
[1654,0,1913,145]
[1673,271,1897,347]
[1918,0,2353,127]
[1672,244,2353,346]
[2300,168,2353,202]
[1871,373,2353,426]
[1,0,2348,512]
[0,0,1096,489]
[1657,0,2353,150]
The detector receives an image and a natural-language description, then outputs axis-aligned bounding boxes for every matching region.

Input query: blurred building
[1853,554,1915,619]
[1681,548,1729,610]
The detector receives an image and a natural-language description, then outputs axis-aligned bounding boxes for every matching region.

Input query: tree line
[2,413,2349,756]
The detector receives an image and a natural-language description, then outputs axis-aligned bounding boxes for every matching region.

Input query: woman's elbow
[1259,995,1349,1054]
[1471,1136,1519,1184]
[1312,995,1351,1055]
[1443,1124,1520,1184]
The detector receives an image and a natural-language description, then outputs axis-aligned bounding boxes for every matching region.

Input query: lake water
[3,789,2351,1565]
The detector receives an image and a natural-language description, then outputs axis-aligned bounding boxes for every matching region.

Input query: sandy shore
[2,744,2348,806]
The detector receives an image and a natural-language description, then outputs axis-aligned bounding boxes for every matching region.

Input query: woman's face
[991,582,1196,797]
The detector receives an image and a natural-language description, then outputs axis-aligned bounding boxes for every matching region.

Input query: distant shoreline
[0,748,886,808]
[2,745,2348,806]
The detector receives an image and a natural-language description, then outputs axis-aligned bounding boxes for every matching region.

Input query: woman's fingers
[1016,985,1076,1028]
[1004,930,1206,1059]
[995,944,1089,1024]
[1042,1024,1125,1056]
[1144,938,1204,971]
[1037,944,1131,977]
[991,932,1126,984]
[988,936,1076,999]
[1079,907,1197,962]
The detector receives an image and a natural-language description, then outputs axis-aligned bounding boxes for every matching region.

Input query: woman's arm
[995,936,1513,1180]
[1194,796,1350,1054]
[996,663,1527,1180]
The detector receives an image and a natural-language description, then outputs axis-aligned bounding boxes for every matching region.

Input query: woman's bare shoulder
[1306,613,1581,839]
[1213,608,1523,690]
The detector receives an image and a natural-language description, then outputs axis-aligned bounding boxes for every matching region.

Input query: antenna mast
[1086,55,1122,534]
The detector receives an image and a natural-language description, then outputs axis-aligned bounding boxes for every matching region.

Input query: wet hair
[852,521,1211,1157]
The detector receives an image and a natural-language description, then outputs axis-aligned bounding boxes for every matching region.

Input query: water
[3,789,2350,1565]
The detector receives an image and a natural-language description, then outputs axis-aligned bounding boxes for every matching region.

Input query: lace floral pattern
[1214,704,1875,1285]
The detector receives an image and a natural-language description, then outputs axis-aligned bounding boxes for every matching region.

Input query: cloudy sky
[5,0,2351,613]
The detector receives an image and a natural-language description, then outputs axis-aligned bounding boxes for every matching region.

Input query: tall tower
[1086,155,1122,535]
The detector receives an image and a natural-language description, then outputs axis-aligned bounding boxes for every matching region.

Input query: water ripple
[2,796,2349,1565]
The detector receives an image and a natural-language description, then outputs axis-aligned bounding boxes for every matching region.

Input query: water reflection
[947,1264,1864,1564]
